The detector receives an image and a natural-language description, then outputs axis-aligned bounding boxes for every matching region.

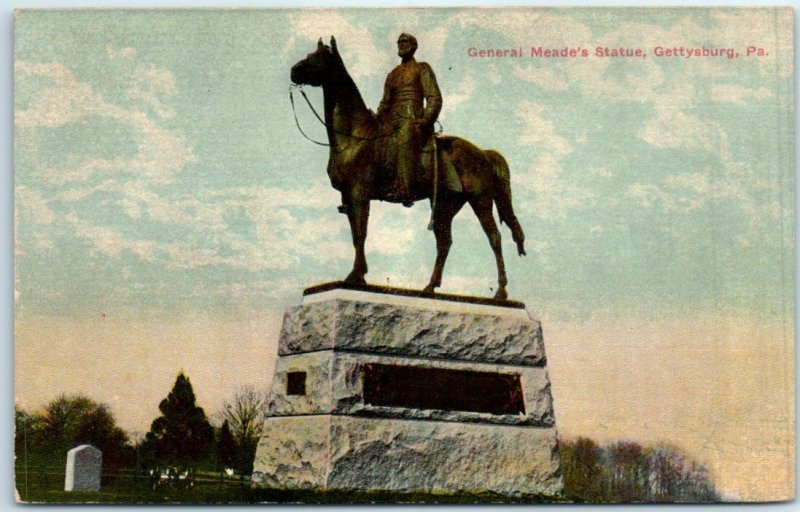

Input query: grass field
[15,467,562,504]
[16,468,254,504]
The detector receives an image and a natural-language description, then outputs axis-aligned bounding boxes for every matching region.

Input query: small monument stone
[64,444,102,492]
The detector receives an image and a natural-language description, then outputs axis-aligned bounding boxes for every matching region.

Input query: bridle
[289,84,381,151]
[290,82,445,230]
[289,83,442,150]
[289,84,330,147]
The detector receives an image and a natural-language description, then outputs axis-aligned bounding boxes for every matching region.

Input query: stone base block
[280,288,545,366]
[267,351,555,427]
[252,415,562,497]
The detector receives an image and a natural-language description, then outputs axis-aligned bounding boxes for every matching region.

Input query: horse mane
[329,48,378,129]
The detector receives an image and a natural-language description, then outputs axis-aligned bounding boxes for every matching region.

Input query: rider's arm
[419,63,442,127]
[377,71,394,120]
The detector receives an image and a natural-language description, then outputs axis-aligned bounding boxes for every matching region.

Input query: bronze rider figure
[377,33,442,207]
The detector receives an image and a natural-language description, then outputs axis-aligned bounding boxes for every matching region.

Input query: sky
[13,7,794,501]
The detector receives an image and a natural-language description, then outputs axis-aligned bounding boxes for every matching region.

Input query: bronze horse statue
[290,37,526,300]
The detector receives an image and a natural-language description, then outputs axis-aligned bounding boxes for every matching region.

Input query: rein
[289,85,329,147]
[289,84,442,148]
[290,83,444,229]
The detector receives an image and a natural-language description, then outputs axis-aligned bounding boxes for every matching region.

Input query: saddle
[375,135,462,202]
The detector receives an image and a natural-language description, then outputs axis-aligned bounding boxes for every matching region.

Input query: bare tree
[645,443,717,502]
[217,385,267,474]
[560,437,607,502]
[607,441,647,502]
[561,437,718,503]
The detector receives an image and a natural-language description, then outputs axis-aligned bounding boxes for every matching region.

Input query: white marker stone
[64,444,102,492]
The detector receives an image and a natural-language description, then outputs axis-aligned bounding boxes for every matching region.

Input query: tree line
[560,437,718,502]
[16,371,720,502]
[15,371,266,477]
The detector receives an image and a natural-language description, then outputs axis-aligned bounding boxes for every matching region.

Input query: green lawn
[16,468,565,504]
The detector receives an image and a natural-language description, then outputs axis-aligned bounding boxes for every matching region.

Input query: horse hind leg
[488,149,526,256]
[498,198,526,257]
[471,196,508,300]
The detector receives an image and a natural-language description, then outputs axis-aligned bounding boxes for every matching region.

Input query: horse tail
[486,149,526,256]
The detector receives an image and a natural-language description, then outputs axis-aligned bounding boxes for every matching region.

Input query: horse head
[290,37,342,87]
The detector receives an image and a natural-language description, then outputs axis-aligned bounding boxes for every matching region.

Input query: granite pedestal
[252,283,562,498]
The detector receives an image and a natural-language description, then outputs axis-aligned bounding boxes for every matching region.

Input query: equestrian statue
[290,35,526,300]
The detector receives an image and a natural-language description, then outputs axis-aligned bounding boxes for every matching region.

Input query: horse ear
[317,38,324,49]
[330,36,339,54]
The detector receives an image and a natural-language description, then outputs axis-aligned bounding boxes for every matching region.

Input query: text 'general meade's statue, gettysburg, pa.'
[290,35,527,300]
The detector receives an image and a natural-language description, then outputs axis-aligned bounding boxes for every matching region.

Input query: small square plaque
[287,372,306,396]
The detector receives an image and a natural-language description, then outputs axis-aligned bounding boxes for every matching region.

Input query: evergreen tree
[143,372,214,467]
[217,420,237,471]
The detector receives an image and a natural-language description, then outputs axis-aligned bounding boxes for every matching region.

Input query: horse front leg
[344,190,370,285]
[423,197,464,294]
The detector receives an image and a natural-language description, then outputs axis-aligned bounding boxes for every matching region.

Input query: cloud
[439,71,475,120]
[14,61,96,129]
[638,107,716,151]
[284,11,392,80]
[15,186,56,225]
[710,84,774,104]
[126,64,177,118]
[15,60,197,185]
[513,101,593,220]
[625,182,704,214]
[708,9,793,79]
[499,10,792,224]
[73,180,354,272]
[413,25,449,65]
[626,167,782,247]
[513,64,569,91]
[65,212,161,260]
[32,233,55,251]
[106,45,138,60]
[634,94,782,238]
[454,10,593,48]
[517,101,571,155]
[15,56,357,277]
[663,171,779,224]
[107,44,176,117]
[60,205,318,272]
[379,10,450,64]
[361,203,418,257]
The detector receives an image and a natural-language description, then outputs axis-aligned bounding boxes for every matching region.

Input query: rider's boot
[400,173,414,208]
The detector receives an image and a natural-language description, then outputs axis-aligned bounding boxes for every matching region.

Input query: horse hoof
[494,289,508,300]
[422,285,436,295]
[344,275,366,285]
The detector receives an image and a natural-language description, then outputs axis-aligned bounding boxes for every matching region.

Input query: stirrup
[337,204,348,214]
